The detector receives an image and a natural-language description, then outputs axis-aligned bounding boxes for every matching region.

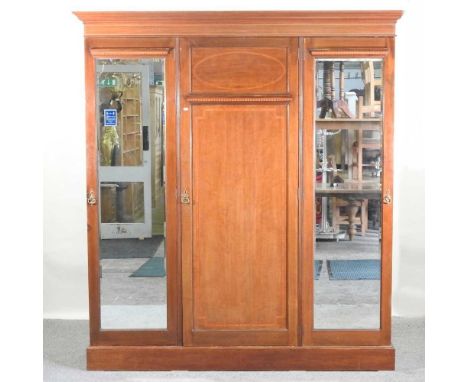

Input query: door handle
[143,125,149,151]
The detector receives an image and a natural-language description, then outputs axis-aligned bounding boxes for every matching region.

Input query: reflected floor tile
[315,233,381,260]
[101,258,148,273]
[101,304,167,329]
[314,304,380,329]
[315,279,380,304]
[101,273,167,305]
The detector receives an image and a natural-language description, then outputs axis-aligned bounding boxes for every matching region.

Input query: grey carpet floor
[43,317,424,381]
[100,236,164,259]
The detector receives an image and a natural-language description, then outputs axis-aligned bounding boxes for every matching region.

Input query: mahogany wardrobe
[75,11,403,371]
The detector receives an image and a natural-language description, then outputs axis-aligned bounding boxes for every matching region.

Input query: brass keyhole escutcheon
[87,190,96,205]
[383,192,392,205]
[181,190,190,204]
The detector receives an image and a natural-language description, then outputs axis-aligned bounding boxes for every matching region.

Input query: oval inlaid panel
[191,48,287,93]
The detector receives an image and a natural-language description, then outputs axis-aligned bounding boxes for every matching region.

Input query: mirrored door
[87,47,178,346]
[301,40,394,346]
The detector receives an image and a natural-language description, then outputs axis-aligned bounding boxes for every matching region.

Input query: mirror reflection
[96,58,167,329]
[313,60,382,329]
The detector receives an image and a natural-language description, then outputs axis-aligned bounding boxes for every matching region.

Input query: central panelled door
[180,38,299,346]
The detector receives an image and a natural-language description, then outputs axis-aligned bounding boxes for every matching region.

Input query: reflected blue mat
[327,259,380,280]
[314,260,323,280]
[130,256,166,277]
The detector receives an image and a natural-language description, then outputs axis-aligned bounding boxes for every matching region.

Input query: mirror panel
[313,59,383,329]
[96,58,167,329]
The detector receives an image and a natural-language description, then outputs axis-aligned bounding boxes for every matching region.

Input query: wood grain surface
[76,10,402,370]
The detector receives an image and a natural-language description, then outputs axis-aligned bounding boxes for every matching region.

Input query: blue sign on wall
[104,109,117,126]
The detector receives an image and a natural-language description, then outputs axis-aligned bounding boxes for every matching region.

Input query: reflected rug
[130,256,166,277]
[327,259,381,280]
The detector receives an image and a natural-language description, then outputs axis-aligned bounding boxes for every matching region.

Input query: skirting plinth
[87,345,395,371]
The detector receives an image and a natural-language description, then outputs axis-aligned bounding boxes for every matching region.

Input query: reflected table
[316,182,381,240]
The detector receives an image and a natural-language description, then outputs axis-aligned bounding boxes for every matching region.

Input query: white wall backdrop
[43,0,424,319]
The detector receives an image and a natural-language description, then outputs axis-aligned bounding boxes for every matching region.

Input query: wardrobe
[75,11,402,370]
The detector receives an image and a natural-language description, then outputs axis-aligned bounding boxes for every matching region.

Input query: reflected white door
[97,64,152,239]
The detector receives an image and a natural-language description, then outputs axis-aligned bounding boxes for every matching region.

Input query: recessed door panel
[192,105,288,330]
